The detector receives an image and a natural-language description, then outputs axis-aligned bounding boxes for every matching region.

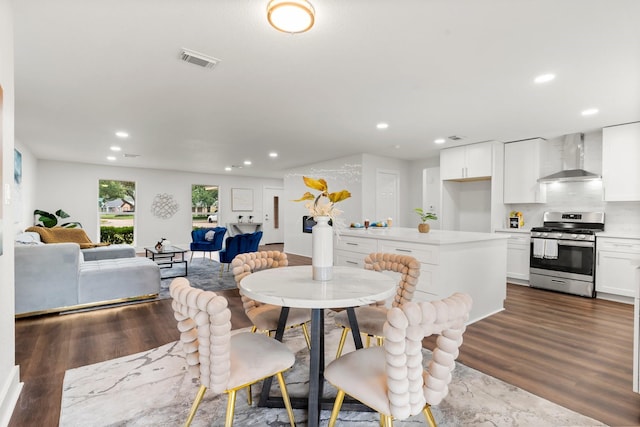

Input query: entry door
[375,170,399,223]
[262,187,284,244]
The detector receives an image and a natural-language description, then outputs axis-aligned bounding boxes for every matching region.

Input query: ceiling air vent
[448,135,464,141]
[123,153,141,158]
[179,48,220,69]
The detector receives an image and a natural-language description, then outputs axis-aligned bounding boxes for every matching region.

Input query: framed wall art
[231,188,253,211]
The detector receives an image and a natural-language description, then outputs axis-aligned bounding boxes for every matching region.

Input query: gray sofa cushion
[15,243,81,314]
[81,244,136,261]
[78,257,160,304]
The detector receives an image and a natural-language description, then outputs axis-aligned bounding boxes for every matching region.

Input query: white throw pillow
[204,230,215,241]
[15,231,44,245]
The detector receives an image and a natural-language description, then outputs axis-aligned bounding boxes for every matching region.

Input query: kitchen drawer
[335,250,367,268]
[335,235,378,255]
[378,240,439,265]
[597,237,640,253]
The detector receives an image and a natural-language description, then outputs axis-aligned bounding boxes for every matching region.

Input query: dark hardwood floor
[10,246,640,426]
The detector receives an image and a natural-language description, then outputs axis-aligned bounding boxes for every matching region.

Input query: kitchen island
[334,227,508,324]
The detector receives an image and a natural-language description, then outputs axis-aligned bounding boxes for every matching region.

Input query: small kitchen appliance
[529,211,604,297]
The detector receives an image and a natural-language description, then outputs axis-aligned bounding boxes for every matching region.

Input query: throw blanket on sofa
[25,227,110,249]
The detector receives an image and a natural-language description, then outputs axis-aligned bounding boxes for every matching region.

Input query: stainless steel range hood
[537,133,601,183]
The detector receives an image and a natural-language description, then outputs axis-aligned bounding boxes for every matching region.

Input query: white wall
[283,155,363,257]
[35,160,283,251]
[0,1,22,424]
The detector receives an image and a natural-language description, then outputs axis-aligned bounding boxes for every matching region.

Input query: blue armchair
[189,227,227,263]
[218,231,263,275]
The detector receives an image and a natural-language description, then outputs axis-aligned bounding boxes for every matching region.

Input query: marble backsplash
[506,180,640,232]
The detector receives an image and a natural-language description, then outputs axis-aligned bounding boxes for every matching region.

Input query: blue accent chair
[218,231,263,275]
[189,227,227,263]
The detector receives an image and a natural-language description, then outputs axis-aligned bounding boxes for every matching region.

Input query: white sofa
[15,232,160,316]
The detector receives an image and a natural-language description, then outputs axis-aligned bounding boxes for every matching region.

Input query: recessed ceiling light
[225,167,232,171]
[581,108,599,116]
[106,156,116,161]
[434,138,446,144]
[269,152,278,158]
[115,131,129,138]
[376,122,389,130]
[244,160,252,166]
[110,146,121,151]
[534,73,556,84]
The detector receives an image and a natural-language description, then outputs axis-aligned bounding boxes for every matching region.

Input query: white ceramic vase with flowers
[295,176,351,281]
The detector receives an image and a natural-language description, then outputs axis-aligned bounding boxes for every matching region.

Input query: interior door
[262,187,284,244]
[375,169,399,224]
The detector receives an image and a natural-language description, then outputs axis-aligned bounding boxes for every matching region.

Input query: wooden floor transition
[10,244,640,426]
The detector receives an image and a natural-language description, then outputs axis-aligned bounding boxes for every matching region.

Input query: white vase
[312,216,333,281]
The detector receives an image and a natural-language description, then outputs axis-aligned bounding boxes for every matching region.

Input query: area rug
[159,258,236,299]
[59,313,605,427]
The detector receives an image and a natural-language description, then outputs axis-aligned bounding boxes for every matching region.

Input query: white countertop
[597,231,640,240]
[239,265,397,309]
[338,227,509,245]
[495,228,531,234]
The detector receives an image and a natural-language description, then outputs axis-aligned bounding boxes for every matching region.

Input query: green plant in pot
[414,208,437,233]
[34,209,82,228]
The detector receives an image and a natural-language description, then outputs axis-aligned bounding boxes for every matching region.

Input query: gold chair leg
[225,389,238,427]
[250,325,258,333]
[185,385,207,427]
[275,371,296,427]
[247,384,252,406]
[385,414,394,427]
[376,336,384,347]
[423,405,437,427]
[335,327,350,358]
[365,334,371,348]
[328,389,346,427]
[301,322,311,349]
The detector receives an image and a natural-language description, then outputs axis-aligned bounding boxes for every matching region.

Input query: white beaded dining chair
[333,252,421,358]
[232,251,311,348]
[325,292,472,427]
[169,278,296,427]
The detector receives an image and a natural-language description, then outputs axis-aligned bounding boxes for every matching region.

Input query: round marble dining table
[239,265,396,427]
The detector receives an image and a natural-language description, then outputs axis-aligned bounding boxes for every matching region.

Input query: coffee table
[144,245,188,278]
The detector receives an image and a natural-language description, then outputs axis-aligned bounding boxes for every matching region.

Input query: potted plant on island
[414,208,437,233]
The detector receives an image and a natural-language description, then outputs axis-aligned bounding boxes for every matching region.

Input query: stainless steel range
[529,211,604,297]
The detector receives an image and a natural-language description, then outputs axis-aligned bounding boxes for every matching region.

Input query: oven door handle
[556,240,594,248]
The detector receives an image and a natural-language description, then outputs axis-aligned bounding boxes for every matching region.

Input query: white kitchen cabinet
[495,231,530,283]
[334,235,378,268]
[503,138,546,203]
[602,122,640,201]
[596,237,640,298]
[440,142,492,180]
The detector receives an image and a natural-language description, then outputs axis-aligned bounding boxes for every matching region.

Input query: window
[192,184,219,228]
[98,179,135,244]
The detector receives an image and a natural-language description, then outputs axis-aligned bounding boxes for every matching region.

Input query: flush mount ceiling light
[434,138,446,144]
[376,122,389,130]
[115,131,129,138]
[267,0,315,33]
[269,152,278,158]
[581,108,599,116]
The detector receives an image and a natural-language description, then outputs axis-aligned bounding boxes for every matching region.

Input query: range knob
[578,234,586,239]
[542,232,548,237]
[571,234,578,239]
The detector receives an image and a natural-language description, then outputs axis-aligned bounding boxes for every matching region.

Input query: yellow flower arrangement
[293,176,351,219]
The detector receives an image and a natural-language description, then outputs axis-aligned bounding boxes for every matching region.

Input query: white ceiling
[11,0,640,178]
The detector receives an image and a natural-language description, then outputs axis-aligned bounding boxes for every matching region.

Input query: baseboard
[0,365,23,427]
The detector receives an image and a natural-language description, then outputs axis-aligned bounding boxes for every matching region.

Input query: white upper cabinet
[602,122,640,201]
[503,138,547,204]
[440,142,493,180]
